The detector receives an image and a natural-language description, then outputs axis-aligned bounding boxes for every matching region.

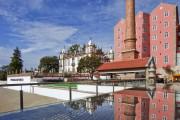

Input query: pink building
[114,12,150,61]
[114,85,176,120]
[114,89,150,120]
[114,19,126,61]
[114,3,180,73]
[150,3,179,69]
[149,84,175,120]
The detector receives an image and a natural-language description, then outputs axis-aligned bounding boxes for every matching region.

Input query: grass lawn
[45,83,77,89]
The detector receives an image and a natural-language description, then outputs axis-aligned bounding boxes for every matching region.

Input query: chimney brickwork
[122,0,139,60]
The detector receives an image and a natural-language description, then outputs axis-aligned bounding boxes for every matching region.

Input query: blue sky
[0,0,179,69]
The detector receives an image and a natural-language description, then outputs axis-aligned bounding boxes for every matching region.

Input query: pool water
[0,94,114,120]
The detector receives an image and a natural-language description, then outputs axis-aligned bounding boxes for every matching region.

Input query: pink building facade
[114,12,150,61]
[114,3,180,71]
[149,84,175,120]
[150,3,179,68]
[114,90,150,120]
[114,85,176,120]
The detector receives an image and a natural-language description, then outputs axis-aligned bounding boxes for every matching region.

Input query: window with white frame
[164,56,169,64]
[162,116,167,120]
[152,35,157,40]
[163,91,168,99]
[164,21,169,28]
[164,11,169,17]
[152,25,157,31]
[151,103,156,109]
[118,97,122,103]
[153,16,158,21]
[164,43,169,49]
[152,114,156,119]
[164,32,169,38]
[152,45,157,51]
[163,105,168,112]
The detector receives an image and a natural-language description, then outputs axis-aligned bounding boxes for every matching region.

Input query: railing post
[124,81,126,89]
[96,80,98,96]
[69,83,72,102]
[20,85,24,111]
[139,80,140,85]
[113,82,115,93]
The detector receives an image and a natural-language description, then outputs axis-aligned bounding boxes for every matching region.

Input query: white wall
[33,87,94,101]
[7,76,34,92]
[77,84,131,93]
[6,76,96,101]
[7,76,31,84]
[5,86,95,101]
[0,80,6,84]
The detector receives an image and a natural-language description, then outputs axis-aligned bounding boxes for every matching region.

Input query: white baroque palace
[59,41,114,73]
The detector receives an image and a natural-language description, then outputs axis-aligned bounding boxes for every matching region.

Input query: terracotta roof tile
[97,58,149,71]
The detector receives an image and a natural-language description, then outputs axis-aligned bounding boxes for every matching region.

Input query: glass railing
[0,82,180,120]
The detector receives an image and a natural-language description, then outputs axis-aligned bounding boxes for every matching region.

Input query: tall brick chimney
[121,0,139,60]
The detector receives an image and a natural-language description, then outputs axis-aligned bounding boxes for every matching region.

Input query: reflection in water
[65,94,114,114]
[0,94,114,120]
[64,84,180,120]
[114,84,180,120]
[1,85,180,120]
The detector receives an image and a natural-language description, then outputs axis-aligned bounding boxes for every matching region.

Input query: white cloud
[11,21,78,53]
[0,3,78,68]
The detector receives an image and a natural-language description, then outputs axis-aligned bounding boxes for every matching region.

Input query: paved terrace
[0,88,60,113]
